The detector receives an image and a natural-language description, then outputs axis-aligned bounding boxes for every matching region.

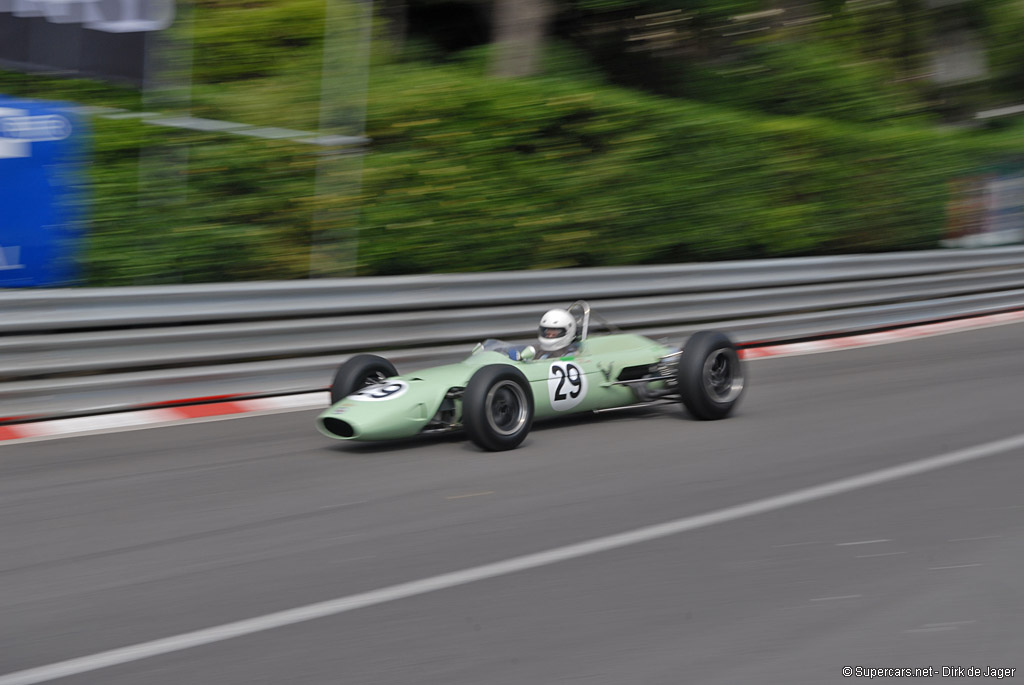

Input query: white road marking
[925,621,976,627]
[836,539,891,546]
[947,535,1001,542]
[855,551,907,559]
[906,620,976,633]
[446,491,496,500]
[928,563,983,570]
[771,541,823,548]
[809,595,862,602]
[3,431,1024,684]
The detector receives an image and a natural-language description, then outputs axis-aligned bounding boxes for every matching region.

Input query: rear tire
[463,365,534,451]
[330,354,398,404]
[677,331,745,420]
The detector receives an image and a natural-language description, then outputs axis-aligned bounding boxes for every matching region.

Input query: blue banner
[0,96,87,287]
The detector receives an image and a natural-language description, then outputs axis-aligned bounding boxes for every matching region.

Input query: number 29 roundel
[349,380,410,401]
[547,361,588,411]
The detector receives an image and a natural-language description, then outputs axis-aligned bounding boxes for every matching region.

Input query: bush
[688,39,923,124]
[352,63,1018,274]
[4,58,1023,284]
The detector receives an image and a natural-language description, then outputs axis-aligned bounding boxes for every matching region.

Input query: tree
[490,0,555,77]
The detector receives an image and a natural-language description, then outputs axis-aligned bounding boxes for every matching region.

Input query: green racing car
[317,301,746,451]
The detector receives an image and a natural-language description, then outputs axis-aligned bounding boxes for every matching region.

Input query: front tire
[330,354,398,404]
[463,365,534,451]
[677,331,745,420]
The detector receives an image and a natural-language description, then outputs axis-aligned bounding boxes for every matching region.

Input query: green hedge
[83,119,320,285]
[4,64,1023,284]
[353,64,1021,273]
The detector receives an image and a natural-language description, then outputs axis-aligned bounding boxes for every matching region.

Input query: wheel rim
[485,380,528,436]
[702,349,744,403]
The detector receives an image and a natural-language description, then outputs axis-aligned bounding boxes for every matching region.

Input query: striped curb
[3,308,1023,444]
[740,309,1024,359]
[0,393,328,443]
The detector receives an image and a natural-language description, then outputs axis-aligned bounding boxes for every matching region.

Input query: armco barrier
[3,246,1024,419]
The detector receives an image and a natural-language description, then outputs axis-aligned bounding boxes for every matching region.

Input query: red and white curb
[740,309,1024,359]
[0,393,329,443]
[2,309,1024,444]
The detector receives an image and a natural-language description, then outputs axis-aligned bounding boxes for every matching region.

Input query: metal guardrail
[4,246,1024,419]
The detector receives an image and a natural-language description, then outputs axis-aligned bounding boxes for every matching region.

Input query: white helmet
[538,308,577,352]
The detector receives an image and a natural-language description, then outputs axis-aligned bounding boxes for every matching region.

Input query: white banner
[0,0,174,32]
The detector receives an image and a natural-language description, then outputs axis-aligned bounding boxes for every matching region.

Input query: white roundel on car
[349,380,410,401]
[547,361,588,411]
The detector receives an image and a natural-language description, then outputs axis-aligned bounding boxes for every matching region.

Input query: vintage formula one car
[316,301,745,451]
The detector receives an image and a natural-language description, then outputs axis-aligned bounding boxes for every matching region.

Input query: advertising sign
[0,96,87,287]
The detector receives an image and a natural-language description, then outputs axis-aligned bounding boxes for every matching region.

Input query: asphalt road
[2,322,1024,684]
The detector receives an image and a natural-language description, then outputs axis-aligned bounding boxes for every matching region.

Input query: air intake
[322,417,356,438]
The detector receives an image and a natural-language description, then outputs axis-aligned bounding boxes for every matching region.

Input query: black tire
[462,365,534,451]
[677,330,745,420]
[330,354,398,404]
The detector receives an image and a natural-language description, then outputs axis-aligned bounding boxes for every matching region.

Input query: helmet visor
[539,326,567,340]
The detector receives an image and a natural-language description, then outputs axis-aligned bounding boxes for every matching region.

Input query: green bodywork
[316,333,675,442]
